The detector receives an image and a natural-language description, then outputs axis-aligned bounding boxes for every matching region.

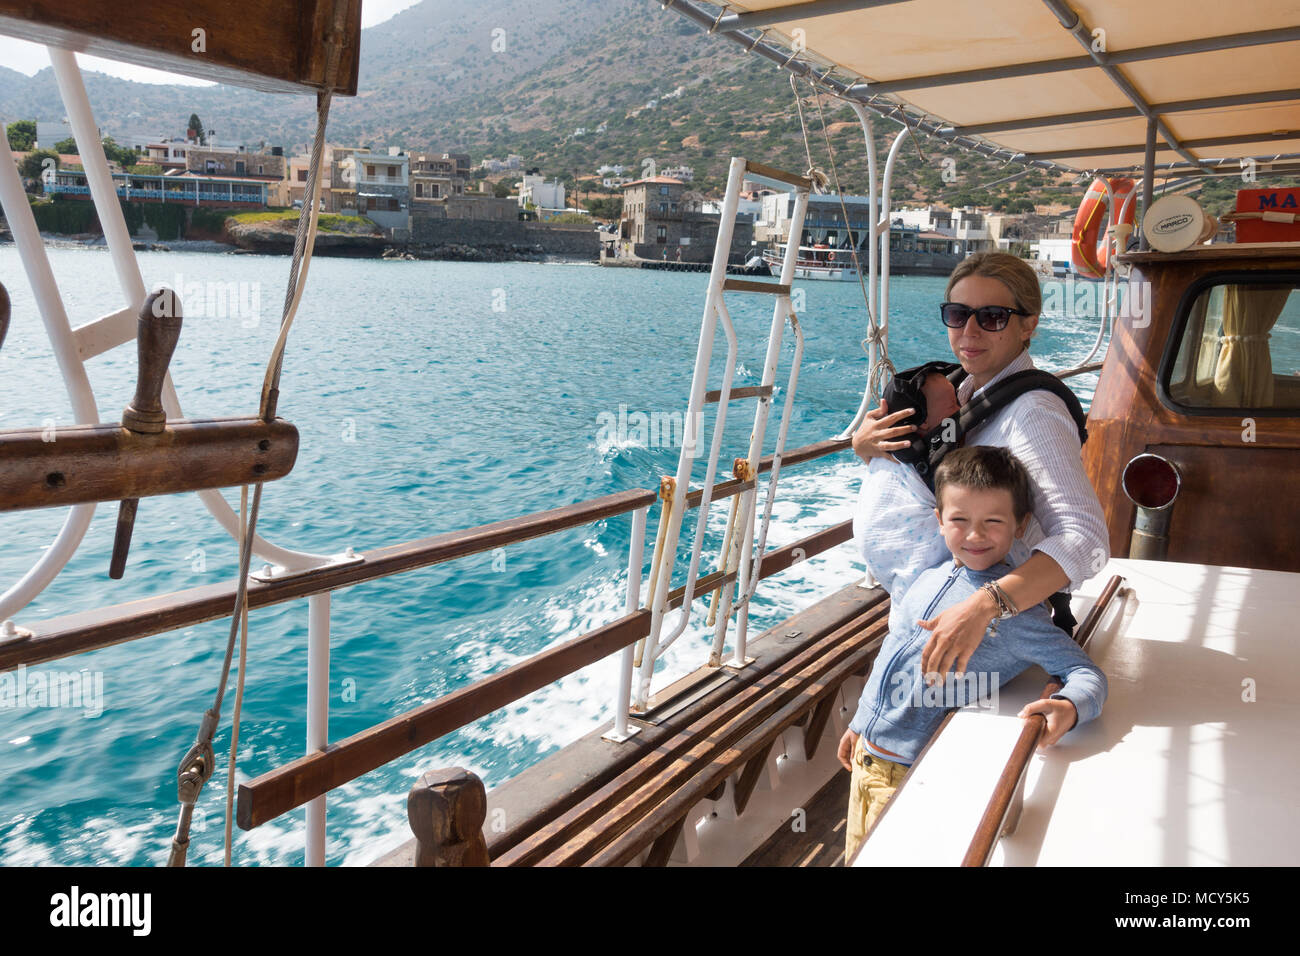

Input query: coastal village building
[893,204,993,253]
[354,150,410,235]
[323,147,410,232]
[410,152,465,202]
[144,138,189,172]
[618,176,756,263]
[757,192,967,275]
[48,167,267,207]
[186,145,285,181]
[518,173,566,216]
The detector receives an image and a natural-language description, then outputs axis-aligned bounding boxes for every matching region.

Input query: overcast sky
[0,0,421,86]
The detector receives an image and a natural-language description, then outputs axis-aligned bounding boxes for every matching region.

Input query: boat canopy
[665,0,1300,176]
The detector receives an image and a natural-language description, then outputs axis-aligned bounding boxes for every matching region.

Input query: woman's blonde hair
[945,251,1042,317]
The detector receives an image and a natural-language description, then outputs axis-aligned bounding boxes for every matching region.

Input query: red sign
[1235,187,1300,242]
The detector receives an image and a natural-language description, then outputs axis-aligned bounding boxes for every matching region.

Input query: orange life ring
[828,250,836,262]
[1071,176,1137,279]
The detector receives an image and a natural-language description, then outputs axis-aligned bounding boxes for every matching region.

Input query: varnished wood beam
[0,0,362,95]
[0,418,298,513]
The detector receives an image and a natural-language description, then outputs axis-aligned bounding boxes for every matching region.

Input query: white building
[1030,237,1074,276]
[354,150,409,235]
[603,176,633,188]
[662,164,694,182]
[518,173,566,213]
[597,164,628,177]
[893,204,992,251]
[701,196,763,219]
[144,137,190,170]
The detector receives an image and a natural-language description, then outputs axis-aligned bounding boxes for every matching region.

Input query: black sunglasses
[939,302,1032,332]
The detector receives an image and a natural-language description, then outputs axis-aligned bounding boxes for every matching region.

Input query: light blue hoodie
[849,558,1107,765]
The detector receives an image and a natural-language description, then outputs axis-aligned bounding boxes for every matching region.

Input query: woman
[850,251,1109,695]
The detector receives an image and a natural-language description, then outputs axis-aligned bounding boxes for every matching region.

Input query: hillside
[4,0,1289,213]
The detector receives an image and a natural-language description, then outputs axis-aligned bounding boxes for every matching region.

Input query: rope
[789,74,825,191]
[166,482,262,867]
[224,485,251,866]
[804,78,894,394]
[167,83,336,867]
[259,89,334,423]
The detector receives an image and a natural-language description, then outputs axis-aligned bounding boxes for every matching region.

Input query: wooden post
[407,768,489,867]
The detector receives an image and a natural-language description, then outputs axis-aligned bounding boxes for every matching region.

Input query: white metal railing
[0,47,336,864]
[621,157,812,712]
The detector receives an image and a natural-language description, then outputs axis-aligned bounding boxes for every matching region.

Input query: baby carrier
[883,362,1089,490]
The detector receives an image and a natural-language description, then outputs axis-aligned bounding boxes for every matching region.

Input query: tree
[492,180,512,199]
[6,120,36,152]
[19,149,58,192]
[188,113,204,140]
[53,137,78,155]
[100,137,139,166]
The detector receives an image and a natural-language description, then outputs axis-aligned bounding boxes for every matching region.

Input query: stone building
[410,152,466,204]
[618,176,755,263]
[186,146,285,181]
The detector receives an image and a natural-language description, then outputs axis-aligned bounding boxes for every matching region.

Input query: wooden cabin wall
[1083,248,1300,573]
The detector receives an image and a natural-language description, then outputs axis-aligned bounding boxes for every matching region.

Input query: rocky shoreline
[0,220,597,263]
[0,228,595,264]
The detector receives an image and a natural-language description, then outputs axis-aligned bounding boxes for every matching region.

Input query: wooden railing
[961,573,1126,867]
[1,435,856,842]
[236,516,855,831]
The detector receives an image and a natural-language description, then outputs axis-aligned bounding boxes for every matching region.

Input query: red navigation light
[1122,453,1180,510]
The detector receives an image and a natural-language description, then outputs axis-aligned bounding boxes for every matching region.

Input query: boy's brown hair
[933,445,1033,520]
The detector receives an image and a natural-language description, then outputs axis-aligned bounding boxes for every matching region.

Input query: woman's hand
[851,400,918,463]
[917,587,999,680]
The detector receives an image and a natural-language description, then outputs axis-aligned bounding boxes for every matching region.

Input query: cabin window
[1163,274,1300,412]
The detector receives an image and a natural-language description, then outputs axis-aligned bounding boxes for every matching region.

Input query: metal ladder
[632,157,812,710]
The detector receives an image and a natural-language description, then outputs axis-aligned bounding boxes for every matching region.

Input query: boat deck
[852,558,1300,867]
[741,771,850,867]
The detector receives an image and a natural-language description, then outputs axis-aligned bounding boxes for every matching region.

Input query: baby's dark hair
[933,446,1033,520]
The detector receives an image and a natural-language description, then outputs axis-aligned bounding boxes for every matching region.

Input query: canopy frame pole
[1139,117,1157,251]
[1040,0,1199,168]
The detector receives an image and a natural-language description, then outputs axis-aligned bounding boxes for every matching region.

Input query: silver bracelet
[980,581,1019,620]
[990,580,1020,617]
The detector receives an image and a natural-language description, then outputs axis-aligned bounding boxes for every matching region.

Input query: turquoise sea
[0,246,1104,865]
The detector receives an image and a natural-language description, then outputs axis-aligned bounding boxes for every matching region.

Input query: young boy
[840,445,1107,862]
